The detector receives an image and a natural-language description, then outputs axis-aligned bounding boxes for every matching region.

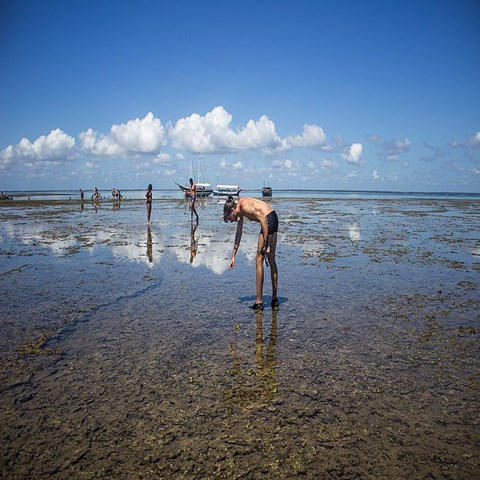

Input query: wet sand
[1,197,479,479]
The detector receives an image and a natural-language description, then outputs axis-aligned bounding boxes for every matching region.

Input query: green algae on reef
[18,331,61,356]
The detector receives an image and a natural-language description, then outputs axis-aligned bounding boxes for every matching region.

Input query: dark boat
[262,186,272,197]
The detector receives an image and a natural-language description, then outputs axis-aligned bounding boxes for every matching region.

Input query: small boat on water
[176,182,213,198]
[262,186,272,197]
[213,184,241,197]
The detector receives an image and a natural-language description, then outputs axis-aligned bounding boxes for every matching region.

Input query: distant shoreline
[3,188,480,198]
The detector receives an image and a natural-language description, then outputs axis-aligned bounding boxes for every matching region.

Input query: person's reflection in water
[190,221,198,264]
[225,310,278,410]
[80,188,85,212]
[146,226,153,263]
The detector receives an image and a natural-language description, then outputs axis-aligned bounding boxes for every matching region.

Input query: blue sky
[1,0,479,192]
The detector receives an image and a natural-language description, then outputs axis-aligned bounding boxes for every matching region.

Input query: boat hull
[213,191,240,196]
[190,189,213,198]
[213,185,241,196]
[176,182,213,197]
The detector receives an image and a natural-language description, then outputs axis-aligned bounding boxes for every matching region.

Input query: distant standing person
[224,196,279,311]
[189,178,199,223]
[146,184,153,225]
[80,188,84,201]
[92,187,100,202]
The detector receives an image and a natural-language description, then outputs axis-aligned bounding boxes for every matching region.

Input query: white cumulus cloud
[286,124,328,148]
[79,112,166,156]
[0,129,75,163]
[343,143,363,164]
[468,131,480,147]
[169,106,281,154]
[266,124,331,154]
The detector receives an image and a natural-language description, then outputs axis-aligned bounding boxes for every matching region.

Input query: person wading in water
[189,178,199,223]
[146,184,153,225]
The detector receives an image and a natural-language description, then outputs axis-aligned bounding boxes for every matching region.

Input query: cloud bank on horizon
[1,106,334,161]
[1,106,479,192]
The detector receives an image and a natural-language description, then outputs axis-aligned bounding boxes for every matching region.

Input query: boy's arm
[229,216,243,268]
[259,217,269,253]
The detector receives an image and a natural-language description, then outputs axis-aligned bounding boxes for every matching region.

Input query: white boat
[176,182,213,197]
[195,183,213,197]
[213,184,241,196]
[176,160,214,197]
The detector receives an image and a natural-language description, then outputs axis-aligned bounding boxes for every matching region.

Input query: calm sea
[4,188,480,200]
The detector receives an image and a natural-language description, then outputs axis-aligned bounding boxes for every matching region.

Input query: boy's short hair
[223,195,236,222]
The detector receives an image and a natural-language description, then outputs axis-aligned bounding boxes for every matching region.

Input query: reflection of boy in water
[189,178,199,223]
[224,196,279,310]
[225,311,278,409]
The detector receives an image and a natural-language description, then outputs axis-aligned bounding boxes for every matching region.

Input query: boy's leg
[267,232,278,301]
[255,232,265,304]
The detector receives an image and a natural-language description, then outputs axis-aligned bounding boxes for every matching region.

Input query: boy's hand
[229,257,235,269]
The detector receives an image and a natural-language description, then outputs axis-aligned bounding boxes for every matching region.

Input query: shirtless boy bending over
[224,196,279,311]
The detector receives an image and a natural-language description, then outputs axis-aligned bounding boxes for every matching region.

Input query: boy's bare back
[236,197,273,222]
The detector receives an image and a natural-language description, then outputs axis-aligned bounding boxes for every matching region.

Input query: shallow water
[1,197,479,479]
